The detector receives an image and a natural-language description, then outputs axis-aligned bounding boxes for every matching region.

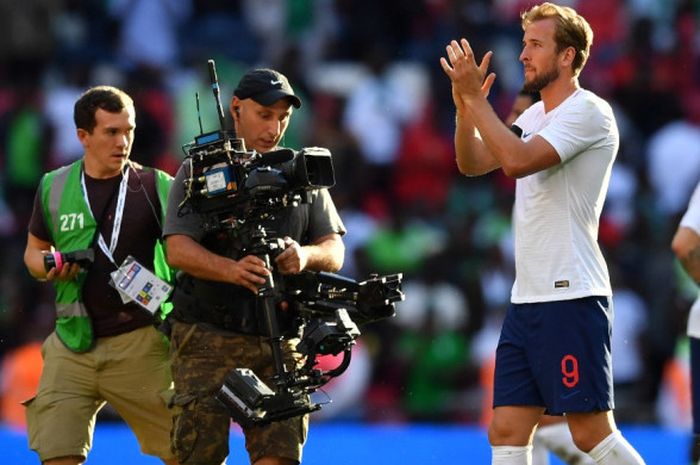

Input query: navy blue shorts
[493,296,614,415]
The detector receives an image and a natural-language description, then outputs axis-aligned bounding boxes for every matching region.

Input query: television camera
[179,60,404,427]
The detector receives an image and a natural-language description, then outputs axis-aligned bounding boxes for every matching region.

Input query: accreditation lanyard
[80,167,130,267]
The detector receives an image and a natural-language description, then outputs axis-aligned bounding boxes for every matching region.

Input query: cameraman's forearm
[304,234,344,272]
[165,234,239,282]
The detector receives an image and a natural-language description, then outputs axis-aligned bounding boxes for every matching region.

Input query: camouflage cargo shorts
[169,320,308,465]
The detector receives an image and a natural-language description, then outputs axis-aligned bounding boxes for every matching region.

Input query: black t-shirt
[163,159,346,311]
[29,166,163,337]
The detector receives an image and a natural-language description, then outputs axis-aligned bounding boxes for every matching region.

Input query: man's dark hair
[73,85,134,133]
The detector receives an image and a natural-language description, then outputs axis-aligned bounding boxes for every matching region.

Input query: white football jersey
[510,88,619,303]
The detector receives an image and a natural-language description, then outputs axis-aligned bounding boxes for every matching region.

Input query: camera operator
[164,68,346,465]
[22,86,178,465]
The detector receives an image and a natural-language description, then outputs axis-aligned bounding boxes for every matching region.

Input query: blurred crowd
[1,0,700,428]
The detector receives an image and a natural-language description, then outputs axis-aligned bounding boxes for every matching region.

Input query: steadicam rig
[181,60,405,427]
[215,271,403,427]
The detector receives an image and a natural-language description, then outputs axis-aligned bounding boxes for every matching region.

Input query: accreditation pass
[110,255,172,314]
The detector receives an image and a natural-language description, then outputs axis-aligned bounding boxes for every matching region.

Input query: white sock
[531,434,550,465]
[535,422,596,465]
[587,430,646,465]
[492,445,532,465]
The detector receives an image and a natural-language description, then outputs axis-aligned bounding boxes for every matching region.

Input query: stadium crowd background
[0,0,699,430]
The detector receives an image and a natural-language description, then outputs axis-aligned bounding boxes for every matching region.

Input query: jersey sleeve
[538,95,615,163]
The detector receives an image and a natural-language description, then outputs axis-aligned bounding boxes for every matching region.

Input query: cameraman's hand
[232,255,270,293]
[46,262,81,282]
[275,237,307,275]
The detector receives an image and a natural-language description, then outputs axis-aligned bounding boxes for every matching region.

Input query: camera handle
[257,261,288,384]
[244,226,292,389]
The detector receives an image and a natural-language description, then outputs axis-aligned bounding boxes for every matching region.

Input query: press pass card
[109,255,172,314]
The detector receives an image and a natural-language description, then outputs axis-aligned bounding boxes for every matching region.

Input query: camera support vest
[39,160,174,353]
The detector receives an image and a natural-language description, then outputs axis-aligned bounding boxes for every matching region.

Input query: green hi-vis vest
[39,160,174,353]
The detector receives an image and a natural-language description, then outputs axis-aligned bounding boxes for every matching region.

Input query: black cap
[233,68,302,109]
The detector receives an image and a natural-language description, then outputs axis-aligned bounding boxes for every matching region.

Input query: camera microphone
[208,59,228,134]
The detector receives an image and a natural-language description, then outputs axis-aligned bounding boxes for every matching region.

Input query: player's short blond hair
[521,2,594,76]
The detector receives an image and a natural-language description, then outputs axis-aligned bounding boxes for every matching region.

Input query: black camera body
[188,130,335,199]
[181,128,335,232]
[181,60,404,427]
[44,248,95,272]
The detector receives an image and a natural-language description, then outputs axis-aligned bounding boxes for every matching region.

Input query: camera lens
[44,251,66,272]
[44,252,60,271]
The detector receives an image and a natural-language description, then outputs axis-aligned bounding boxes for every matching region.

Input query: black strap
[83,163,127,251]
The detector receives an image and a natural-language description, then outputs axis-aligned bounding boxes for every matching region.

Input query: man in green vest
[23,85,179,465]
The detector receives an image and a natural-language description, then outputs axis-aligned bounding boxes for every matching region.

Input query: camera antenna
[195,92,204,135]
[207,59,228,133]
